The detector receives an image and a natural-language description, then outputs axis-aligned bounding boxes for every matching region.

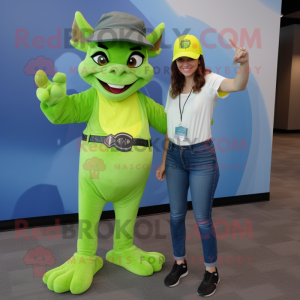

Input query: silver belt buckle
[104,134,116,148]
[104,133,133,152]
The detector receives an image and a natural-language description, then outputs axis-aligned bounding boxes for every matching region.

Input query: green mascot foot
[42,253,103,294]
[106,245,165,276]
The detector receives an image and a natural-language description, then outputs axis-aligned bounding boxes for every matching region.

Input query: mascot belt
[82,133,152,152]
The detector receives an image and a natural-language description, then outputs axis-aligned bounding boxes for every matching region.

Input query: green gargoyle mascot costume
[35,11,167,294]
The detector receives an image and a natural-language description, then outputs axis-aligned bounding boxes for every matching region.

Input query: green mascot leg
[42,180,106,294]
[106,192,165,276]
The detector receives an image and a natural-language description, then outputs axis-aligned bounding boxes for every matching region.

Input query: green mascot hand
[35,70,67,107]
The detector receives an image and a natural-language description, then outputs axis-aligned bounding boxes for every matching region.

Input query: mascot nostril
[35,11,167,294]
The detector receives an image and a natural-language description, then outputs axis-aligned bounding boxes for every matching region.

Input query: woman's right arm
[156,132,169,181]
[162,132,169,165]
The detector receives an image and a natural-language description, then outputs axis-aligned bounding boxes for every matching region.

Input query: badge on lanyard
[174,87,193,141]
[175,124,188,141]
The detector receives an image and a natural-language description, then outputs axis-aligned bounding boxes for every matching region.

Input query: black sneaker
[164,260,188,287]
[197,267,220,297]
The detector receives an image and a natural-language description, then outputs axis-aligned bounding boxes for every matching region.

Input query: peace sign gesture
[229,38,249,65]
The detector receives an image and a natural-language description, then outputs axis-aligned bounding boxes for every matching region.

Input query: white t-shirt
[164,72,230,146]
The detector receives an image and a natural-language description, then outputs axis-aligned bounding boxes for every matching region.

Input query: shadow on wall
[12,184,65,219]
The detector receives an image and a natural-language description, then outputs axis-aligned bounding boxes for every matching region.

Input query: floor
[1,132,300,300]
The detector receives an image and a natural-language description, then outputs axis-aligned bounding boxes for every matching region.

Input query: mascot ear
[147,23,165,58]
[70,11,94,53]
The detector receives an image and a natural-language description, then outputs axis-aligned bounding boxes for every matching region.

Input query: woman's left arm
[218,38,249,93]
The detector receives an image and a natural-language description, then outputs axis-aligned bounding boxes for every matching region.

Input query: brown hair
[170,55,211,99]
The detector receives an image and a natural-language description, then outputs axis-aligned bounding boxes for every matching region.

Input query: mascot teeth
[107,83,125,89]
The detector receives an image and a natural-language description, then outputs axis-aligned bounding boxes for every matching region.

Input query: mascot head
[71,11,165,101]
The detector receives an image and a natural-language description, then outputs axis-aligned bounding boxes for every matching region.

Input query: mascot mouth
[98,79,137,94]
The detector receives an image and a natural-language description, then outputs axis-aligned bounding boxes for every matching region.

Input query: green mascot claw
[35,11,167,294]
[43,254,103,294]
[106,245,166,276]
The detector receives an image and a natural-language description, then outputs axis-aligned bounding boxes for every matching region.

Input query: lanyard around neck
[179,87,193,125]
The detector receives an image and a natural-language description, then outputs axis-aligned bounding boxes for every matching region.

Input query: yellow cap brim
[172,51,201,62]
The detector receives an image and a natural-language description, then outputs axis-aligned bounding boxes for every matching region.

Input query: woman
[156,34,249,297]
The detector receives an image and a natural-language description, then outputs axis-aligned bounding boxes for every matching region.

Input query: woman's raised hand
[229,38,249,64]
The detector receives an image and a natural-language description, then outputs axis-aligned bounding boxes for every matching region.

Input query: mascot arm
[144,94,167,135]
[40,87,95,124]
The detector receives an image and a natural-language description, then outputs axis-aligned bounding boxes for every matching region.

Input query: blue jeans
[165,138,220,267]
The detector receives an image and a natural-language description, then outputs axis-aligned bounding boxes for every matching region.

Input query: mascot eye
[92,52,109,66]
[127,54,144,68]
